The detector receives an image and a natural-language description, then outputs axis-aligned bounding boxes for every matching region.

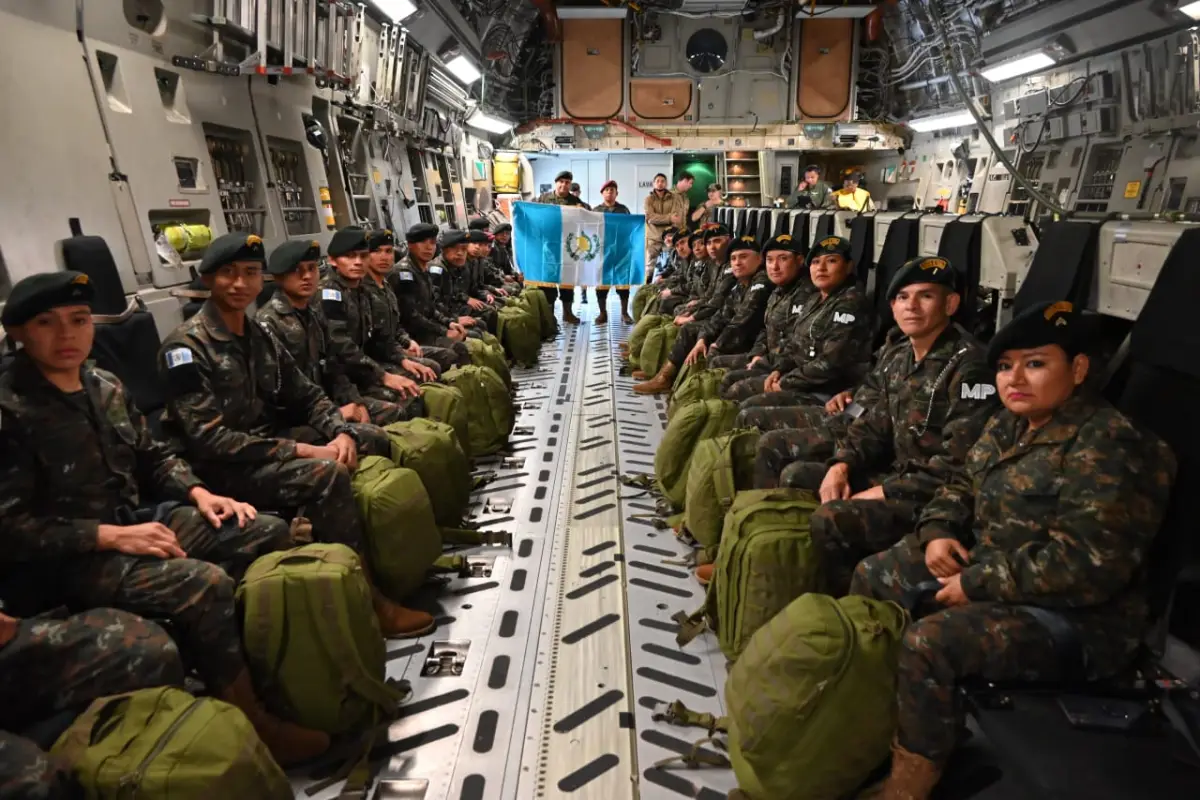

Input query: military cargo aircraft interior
[4,0,1200,798]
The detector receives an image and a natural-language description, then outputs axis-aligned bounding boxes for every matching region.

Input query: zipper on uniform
[119,698,203,798]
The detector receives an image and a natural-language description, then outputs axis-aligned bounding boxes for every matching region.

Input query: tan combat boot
[373,590,437,639]
[633,361,677,394]
[694,563,714,586]
[882,741,943,800]
[219,669,330,766]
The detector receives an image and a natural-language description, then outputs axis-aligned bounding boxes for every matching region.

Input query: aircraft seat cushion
[90,310,166,417]
[1012,220,1099,315]
[59,236,127,316]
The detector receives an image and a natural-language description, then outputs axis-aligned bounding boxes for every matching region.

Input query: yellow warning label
[372,170,382,185]
[1124,181,1142,199]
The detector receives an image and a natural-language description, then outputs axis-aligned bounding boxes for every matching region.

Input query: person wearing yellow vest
[834,172,875,212]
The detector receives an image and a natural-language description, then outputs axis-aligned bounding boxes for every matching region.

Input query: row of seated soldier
[622,219,1196,797]
[0,219,534,795]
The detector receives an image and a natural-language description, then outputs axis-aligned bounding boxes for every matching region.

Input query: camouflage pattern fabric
[360,277,444,377]
[318,270,389,389]
[771,281,873,395]
[389,255,466,355]
[752,406,853,488]
[701,270,773,356]
[748,278,814,368]
[0,732,75,799]
[733,391,832,430]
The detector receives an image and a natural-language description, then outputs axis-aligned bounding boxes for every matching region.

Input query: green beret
[762,233,804,256]
[441,230,469,249]
[727,235,761,255]
[986,301,1083,368]
[367,229,395,251]
[199,232,266,275]
[406,223,439,243]
[327,227,369,258]
[886,255,959,300]
[1,271,94,327]
[267,239,321,276]
[703,223,731,240]
[806,235,852,266]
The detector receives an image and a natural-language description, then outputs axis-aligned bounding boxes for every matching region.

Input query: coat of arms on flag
[512,202,646,288]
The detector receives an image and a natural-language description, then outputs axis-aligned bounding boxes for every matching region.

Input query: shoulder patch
[430,265,444,275]
[321,288,342,302]
[397,270,414,281]
[723,267,733,275]
[791,304,804,314]
[165,347,194,368]
[750,283,767,292]
[960,382,997,401]
[833,312,856,324]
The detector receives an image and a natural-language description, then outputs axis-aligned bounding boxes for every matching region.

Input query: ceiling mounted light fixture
[467,108,515,134]
[439,40,482,84]
[979,50,1056,82]
[908,109,978,133]
[1180,0,1200,19]
[374,0,417,22]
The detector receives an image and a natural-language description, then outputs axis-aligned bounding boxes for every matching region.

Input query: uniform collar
[7,351,101,407]
[266,292,301,317]
[198,299,245,343]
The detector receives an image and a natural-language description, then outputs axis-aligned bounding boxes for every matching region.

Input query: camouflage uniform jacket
[691,262,735,322]
[319,270,388,387]
[255,292,362,407]
[748,278,813,363]
[659,253,687,287]
[491,243,519,280]
[389,254,453,341]
[831,323,997,507]
[0,354,204,561]
[362,276,414,363]
[442,261,476,317]
[916,394,1176,676]
[158,300,351,464]
[702,270,773,353]
[536,192,587,207]
[465,257,493,300]
[776,281,873,395]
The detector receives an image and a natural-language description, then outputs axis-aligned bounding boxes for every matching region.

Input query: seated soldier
[390,223,472,363]
[742,257,997,594]
[489,222,522,290]
[256,239,421,440]
[619,228,691,359]
[634,234,771,394]
[460,230,500,332]
[158,233,435,639]
[733,236,873,427]
[0,608,187,796]
[431,231,487,340]
[852,301,1175,799]
[363,229,458,375]
[0,271,328,764]
[320,227,425,403]
[466,217,511,299]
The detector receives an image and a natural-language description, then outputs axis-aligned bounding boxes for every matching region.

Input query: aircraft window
[123,0,167,36]
[686,29,728,74]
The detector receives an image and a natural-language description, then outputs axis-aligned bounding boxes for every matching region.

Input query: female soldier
[852,300,1176,798]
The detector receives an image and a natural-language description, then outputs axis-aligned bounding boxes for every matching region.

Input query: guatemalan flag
[512,202,646,288]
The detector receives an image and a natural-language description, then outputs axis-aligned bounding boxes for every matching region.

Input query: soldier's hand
[0,612,18,649]
[467,298,485,310]
[406,340,423,357]
[486,293,496,304]
[748,356,764,368]
[851,485,886,502]
[826,390,854,414]
[458,315,477,328]
[328,433,359,470]
[818,464,852,504]
[402,359,437,382]
[383,372,421,398]
[935,574,969,607]
[685,340,706,366]
[925,538,970,579]
[339,403,367,423]
[447,326,466,342]
[764,371,783,393]
[97,523,187,560]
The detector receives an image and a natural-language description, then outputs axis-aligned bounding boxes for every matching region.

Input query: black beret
[762,233,804,256]
[467,217,490,231]
[367,229,395,251]
[492,223,512,235]
[661,227,677,242]
[986,301,1084,368]
[405,223,439,243]
[703,223,731,240]
[555,170,573,182]
[267,239,322,275]
[441,230,469,249]
[727,235,761,255]
[885,255,959,300]
[199,232,266,274]
[807,235,852,265]
[1,271,94,327]
[327,227,369,258]
[467,230,491,244]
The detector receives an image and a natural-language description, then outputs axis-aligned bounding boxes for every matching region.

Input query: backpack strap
[671,606,709,647]
[651,737,731,770]
[650,700,729,735]
[441,527,513,547]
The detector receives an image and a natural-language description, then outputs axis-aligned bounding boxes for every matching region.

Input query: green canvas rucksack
[632,283,658,321]
[639,321,681,377]
[464,336,512,389]
[419,382,471,456]
[683,429,760,562]
[669,364,729,419]
[439,365,515,456]
[519,286,556,339]
[726,593,908,799]
[383,418,471,527]
[351,456,443,601]
[497,305,541,366]
[627,313,668,369]
[51,687,292,799]
[237,544,405,736]
[654,398,738,510]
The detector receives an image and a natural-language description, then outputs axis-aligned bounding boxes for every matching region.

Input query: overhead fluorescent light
[1181,0,1200,20]
[467,109,515,134]
[980,51,1056,83]
[908,109,977,133]
[444,54,481,84]
[557,7,628,18]
[374,0,417,22]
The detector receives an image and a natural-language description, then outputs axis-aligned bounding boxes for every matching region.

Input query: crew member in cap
[591,180,634,324]
[643,172,687,284]
[0,268,330,764]
[851,300,1175,799]
[741,255,997,595]
[732,236,872,426]
[689,182,725,228]
[434,230,496,336]
[390,223,473,364]
[159,232,436,640]
[467,217,510,293]
[461,229,502,332]
[634,234,771,394]
[534,171,584,324]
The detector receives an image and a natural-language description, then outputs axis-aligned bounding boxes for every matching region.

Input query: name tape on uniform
[833,312,856,324]
[961,383,996,400]
[321,288,342,302]
[165,348,194,368]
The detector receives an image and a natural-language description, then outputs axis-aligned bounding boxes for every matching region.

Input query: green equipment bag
[668,363,729,419]
[464,335,512,389]
[653,398,738,509]
[51,688,292,799]
[632,283,658,322]
[497,305,541,366]
[520,286,556,339]
[419,382,471,456]
[383,418,471,527]
[351,456,442,601]
[627,314,668,370]
[639,321,681,377]
[236,544,405,735]
[682,428,760,562]
[726,593,907,800]
[440,364,515,456]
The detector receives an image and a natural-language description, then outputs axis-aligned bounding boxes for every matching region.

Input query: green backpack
[632,283,658,322]
[654,398,738,509]
[383,418,471,527]
[464,335,512,389]
[669,364,729,419]
[51,688,291,799]
[639,321,681,377]
[497,305,541,366]
[519,286,556,339]
[237,544,404,735]
[627,313,667,368]
[419,382,471,456]
[351,456,443,601]
[727,593,908,800]
[683,429,760,561]
[440,365,515,456]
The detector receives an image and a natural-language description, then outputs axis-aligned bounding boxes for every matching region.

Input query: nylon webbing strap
[671,607,708,647]
[441,527,513,547]
[650,700,729,735]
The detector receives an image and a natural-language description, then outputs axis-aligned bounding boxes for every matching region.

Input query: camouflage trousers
[850,540,1064,763]
[734,392,833,431]
[166,505,291,582]
[361,387,427,424]
[706,353,752,371]
[0,732,75,799]
[752,411,853,488]
[395,355,443,380]
[720,364,771,402]
[413,335,472,367]
[666,321,706,369]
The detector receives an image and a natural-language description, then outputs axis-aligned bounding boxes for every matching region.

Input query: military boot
[373,590,437,638]
[633,361,676,394]
[882,741,942,800]
[694,563,714,586]
[219,669,330,766]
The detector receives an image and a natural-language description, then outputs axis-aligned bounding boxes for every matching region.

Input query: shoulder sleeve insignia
[321,288,343,302]
[833,311,856,324]
[165,347,194,368]
[430,265,444,275]
[397,271,414,281]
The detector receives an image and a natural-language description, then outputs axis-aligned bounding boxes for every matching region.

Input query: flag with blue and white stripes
[511,202,646,288]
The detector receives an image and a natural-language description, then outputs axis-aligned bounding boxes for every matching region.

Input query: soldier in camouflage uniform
[852,301,1176,799]
[428,231,489,340]
[466,217,512,296]
[0,608,186,797]
[0,271,330,765]
[534,170,585,323]
[389,224,472,364]
[746,257,998,595]
[489,223,523,290]
[455,230,500,332]
[158,233,437,640]
[733,236,873,428]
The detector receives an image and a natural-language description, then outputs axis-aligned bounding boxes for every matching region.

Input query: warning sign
[1123,181,1142,199]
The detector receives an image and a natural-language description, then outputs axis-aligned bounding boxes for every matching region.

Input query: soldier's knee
[848,557,877,598]
[174,558,236,605]
[783,461,829,491]
[734,407,763,428]
[253,514,294,551]
[0,732,74,799]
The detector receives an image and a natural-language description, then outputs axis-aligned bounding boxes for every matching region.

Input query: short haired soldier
[853,301,1176,798]
[158,233,436,639]
[455,230,500,332]
[433,231,489,339]
[389,223,473,360]
[0,270,328,764]
[488,222,522,290]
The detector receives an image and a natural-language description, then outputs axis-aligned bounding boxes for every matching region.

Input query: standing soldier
[390,223,472,363]
[535,171,586,324]
[689,183,725,228]
[593,180,633,325]
[643,173,686,284]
